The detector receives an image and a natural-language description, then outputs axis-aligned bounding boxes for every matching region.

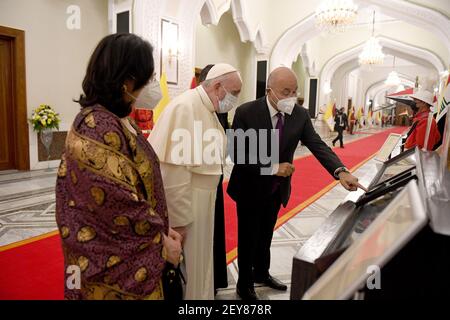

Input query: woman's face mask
[218,85,238,114]
[269,89,297,115]
[126,79,162,110]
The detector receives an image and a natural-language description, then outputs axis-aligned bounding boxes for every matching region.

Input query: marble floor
[215,158,379,300]
[0,124,393,299]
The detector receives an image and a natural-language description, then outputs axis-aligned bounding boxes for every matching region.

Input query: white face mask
[218,85,238,113]
[126,79,162,110]
[269,89,296,115]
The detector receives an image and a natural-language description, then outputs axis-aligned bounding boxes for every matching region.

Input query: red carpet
[0,126,406,300]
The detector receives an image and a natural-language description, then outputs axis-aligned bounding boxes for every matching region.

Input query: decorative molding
[361,0,450,49]
[367,77,415,98]
[319,37,445,107]
[270,14,317,70]
[200,0,220,25]
[329,51,424,108]
[153,0,270,99]
[196,0,270,54]
[230,0,269,54]
[366,78,416,107]
[270,0,450,70]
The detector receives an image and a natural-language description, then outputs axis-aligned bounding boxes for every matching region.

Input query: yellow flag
[357,106,363,120]
[153,72,170,123]
[323,102,335,131]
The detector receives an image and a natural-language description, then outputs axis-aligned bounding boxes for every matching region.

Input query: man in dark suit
[332,107,348,148]
[227,67,365,300]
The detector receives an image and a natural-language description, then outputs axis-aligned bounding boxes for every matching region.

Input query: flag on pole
[376,111,382,125]
[437,73,450,122]
[190,75,198,89]
[323,102,335,131]
[356,106,363,123]
[153,72,170,124]
[348,106,353,118]
[367,109,373,126]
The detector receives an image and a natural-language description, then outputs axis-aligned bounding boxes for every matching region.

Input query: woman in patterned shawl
[56,34,182,300]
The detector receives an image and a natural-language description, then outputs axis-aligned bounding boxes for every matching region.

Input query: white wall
[195,12,256,106]
[0,0,109,169]
[245,0,319,51]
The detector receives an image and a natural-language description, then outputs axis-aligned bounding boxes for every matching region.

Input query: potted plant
[29,104,61,167]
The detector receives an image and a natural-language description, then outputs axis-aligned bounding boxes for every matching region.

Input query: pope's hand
[338,171,368,192]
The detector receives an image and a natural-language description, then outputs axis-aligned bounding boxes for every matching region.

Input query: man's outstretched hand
[338,171,368,192]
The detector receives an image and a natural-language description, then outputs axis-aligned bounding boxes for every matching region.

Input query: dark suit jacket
[216,112,229,131]
[227,97,344,207]
[334,113,348,131]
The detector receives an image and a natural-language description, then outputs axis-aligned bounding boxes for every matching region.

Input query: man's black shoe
[236,286,259,301]
[255,275,287,291]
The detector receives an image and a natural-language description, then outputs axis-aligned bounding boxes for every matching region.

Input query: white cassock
[148,86,226,300]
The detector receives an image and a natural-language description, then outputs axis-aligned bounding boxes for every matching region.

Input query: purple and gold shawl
[55,105,169,300]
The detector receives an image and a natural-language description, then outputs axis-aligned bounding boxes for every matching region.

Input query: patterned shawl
[56,105,169,300]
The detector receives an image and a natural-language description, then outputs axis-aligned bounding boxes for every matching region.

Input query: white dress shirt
[266,96,284,175]
[265,96,347,179]
[266,96,285,129]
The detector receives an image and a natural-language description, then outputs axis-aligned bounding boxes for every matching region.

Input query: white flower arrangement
[29,104,60,132]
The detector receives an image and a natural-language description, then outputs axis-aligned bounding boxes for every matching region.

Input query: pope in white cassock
[149,64,242,299]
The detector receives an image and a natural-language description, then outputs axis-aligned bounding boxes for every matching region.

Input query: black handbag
[161,262,186,301]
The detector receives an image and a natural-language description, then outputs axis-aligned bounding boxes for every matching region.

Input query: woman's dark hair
[198,64,215,83]
[76,33,154,118]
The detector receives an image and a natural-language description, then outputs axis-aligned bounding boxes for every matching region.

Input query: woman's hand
[162,234,182,266]
[168,227,183,243]
[172,226,187,245]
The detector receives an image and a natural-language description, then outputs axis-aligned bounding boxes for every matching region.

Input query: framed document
[375,133,402,162]
[302,181,427,300]
[160,19,179,85]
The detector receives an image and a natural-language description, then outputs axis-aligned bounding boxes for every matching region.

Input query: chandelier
[385,56,401,86]
[385,71,401,86]
[359,11,384,66]
[315,0,358,33]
